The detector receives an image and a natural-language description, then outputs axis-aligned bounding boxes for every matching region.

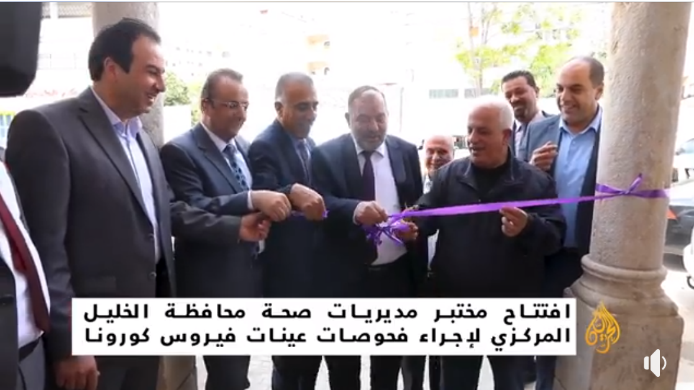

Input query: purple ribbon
[363,174,667,245]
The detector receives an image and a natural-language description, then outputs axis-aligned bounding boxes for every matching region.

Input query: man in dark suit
[160,68,292,390]
[414,96,565,390]
[501,70,553,158]
[518,56,605,390]
[247,72,326,390]
[5,19,267,390]
[311,85,424,390]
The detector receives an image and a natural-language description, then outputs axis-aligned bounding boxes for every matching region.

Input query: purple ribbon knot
[361,174,667,246]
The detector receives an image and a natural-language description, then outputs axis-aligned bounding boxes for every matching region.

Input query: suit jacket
[5,88,239,362]
[517,115,599,256]
[310,134,427,297]
[512,110,552,156]
[247,120,318,297]
[160,124,260,298]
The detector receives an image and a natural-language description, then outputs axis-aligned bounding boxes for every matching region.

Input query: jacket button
[0,294,14,306]
[148,272,157,280]
[147,233,155,241]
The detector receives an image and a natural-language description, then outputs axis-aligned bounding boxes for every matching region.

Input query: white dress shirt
[0,165,50,348]
[92,88,160,262]
[352,137,406,265]
[424,175,437,266]
[201,124,264,252]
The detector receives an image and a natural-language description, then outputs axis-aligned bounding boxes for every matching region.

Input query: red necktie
[0,192,50,332]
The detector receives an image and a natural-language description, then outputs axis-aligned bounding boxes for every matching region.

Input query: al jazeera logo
[584,301,620,354]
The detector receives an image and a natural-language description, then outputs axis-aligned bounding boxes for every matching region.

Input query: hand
[355,201,388,226]
[55,356,99,390]
[250,190,292,222]
[401,204,419,223]
[289,184,326,221]
[394,221,419,242]
[239,212,271,242]
[529,141,558,171]
[500,207,529,237]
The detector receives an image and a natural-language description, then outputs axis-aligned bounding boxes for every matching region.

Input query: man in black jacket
[414,95,565,390]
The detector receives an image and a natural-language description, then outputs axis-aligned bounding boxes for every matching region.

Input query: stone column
[555,3,691,390]
[92,3,198,390]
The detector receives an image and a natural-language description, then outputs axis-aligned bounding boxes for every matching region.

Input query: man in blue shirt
[522,56,605,390]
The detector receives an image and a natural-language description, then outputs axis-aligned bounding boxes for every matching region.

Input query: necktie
[297,140,311,182]
[0,193,49,332]
[360,151,375,201]
[360,151,378,263]
[514,123,526,154]
[222,144,258,255]
[223,144,249,191]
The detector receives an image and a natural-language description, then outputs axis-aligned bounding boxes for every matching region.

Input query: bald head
[273,72,318,138]
[424,135,455,175]
[466,95,514,169]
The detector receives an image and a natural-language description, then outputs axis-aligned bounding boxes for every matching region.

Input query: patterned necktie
[0,193,50,331]
[223,143,249,191]
[297,140,311,181]
[222,144,258,255]
[360,150,378,264]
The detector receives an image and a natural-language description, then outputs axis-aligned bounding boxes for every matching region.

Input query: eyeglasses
[205,98,249,111]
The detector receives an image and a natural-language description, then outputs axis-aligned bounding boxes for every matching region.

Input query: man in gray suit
[517,56,604,390]
[160,68,291,390]
[5,18,269,390]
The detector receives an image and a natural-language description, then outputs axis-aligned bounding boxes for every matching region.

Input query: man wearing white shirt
[311,86,424,390]
[0,164,49,390]
[402,135,453,390]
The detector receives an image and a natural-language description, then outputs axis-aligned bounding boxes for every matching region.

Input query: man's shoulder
[314,133,349,154]
[164,128,196,151]
[13,97,79,124]
[386,134,416,148]
[528,114,560,132]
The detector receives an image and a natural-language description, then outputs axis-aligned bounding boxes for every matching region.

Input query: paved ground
[193,255,694,390]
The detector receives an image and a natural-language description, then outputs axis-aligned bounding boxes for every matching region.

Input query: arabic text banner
[72,298,577,356]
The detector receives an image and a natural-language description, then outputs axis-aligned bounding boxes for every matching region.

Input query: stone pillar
[555,3,691,390]
[92,3,198,390]
[91,2,164,146]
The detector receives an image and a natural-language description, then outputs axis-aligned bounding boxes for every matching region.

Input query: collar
[559,105,602,135]
[91,87,142,138]
[200,122,236,152]
[515,109,546,129]
[351,134,387,157]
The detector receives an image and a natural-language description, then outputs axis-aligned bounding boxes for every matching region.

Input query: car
[683,227,694,289]
[665,179,694,256]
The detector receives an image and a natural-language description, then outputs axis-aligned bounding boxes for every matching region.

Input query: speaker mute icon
[644,349,667,377]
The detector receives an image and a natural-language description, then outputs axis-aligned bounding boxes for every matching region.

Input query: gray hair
[469,95,514,131]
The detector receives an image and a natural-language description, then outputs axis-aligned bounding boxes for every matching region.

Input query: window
[428,89,459,99]
[41,3,51,18]
[57,2,92,18]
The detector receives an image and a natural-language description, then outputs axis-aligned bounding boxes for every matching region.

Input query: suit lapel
[341,135,363,198]
[77,89,148,214]
[136,132,166,220]
[192,124,243,193]
[385,136,406,186]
